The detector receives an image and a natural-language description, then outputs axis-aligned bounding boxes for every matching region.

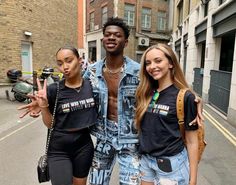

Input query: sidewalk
[204,103,236,133]
[0,84,33,135]
[0,84,13,100]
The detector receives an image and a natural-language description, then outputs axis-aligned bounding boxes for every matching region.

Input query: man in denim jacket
[84,17,141,185]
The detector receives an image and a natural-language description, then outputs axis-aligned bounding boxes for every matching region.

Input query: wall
[0,0,78,82]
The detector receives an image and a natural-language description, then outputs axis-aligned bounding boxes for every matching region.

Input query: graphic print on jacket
[83,57,140,144]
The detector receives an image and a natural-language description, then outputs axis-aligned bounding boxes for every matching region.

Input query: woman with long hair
[136,43,199,185]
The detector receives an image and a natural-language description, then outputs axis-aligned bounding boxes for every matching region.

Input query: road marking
[204,110,236,146]
[0,118,39,142]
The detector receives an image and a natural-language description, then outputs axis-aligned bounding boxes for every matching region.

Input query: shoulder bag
[37,82,59,183]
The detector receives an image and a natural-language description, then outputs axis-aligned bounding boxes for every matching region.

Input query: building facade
[171,0,236,126]
[85,0,170,63]
[78,0,86,58]
[0,0,78,83]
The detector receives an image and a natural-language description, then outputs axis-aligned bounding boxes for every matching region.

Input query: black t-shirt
[138,85,198,157]
[47,79,97,131]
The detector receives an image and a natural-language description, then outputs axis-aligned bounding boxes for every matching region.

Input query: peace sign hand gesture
[18,79,48,118]
[36,78,49,108]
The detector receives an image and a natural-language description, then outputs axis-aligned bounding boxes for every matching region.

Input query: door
[88,41,97,63]
[21,42,32,77]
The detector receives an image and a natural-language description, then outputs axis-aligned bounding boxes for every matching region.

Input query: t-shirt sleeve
[184,91,198,130]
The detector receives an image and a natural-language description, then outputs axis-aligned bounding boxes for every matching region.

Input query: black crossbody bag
[37,82,59,183]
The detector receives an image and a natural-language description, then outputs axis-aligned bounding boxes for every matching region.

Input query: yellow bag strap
[176,89,188,140]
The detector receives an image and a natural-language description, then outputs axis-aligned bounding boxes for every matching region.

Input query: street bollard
[33,71,37,94]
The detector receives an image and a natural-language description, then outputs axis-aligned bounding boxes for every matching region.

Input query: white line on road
[204,110,236,146]
[0,118,40,142]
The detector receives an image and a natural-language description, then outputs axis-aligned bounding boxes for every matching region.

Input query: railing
[208,70,232,114]
[192,68,204,96]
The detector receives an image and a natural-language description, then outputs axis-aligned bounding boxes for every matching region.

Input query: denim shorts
[140,148,189,185]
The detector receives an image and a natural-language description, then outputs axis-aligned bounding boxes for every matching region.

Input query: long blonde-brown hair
[135,43,189,131]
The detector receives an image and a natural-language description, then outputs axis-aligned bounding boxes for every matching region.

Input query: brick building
[86,0,170,63]
[0,0,78,83]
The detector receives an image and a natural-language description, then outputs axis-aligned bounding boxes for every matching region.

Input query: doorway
[21,42,32,77]
[88,41,97,63]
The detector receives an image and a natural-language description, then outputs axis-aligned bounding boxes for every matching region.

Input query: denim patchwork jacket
[83,56,140,144]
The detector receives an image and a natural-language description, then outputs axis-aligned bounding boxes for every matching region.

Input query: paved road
[0,89,236,185]
[0,90,118,185]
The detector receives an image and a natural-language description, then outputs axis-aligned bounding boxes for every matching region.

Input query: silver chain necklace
[104,61,124,74]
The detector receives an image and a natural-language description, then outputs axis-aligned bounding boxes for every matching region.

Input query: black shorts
[48,128,94,185]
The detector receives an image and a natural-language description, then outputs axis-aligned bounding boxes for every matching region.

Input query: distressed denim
[84,57,141,184]
[89,120,140,185]
[140,148,189,185]
[83,56,140,144]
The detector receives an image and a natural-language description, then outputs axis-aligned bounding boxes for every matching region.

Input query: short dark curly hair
[102,17,130,39]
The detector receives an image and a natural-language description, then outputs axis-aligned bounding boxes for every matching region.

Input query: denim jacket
[83,56,140,144]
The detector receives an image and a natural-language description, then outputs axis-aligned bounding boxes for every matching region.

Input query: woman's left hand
[189,96,204,126]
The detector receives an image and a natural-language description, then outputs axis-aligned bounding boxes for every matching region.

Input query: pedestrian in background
[135,44,199,185]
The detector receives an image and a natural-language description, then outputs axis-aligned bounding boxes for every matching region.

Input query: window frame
[101,6,108,26]
[141,7,152,30]
[177,0,183,26]
[157,11,167,31]
[89,12,95,31]
[124,3,135,26]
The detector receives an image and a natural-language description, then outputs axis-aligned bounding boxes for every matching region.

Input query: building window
[141,7,151,30]
[157,11,167,31]
[219,0,227,5]
[124,3,135,26]
[88,41,97,62]
[177,1,183,26]
[102,6,108,26]
[204,2,209,17]
[219,33,235,72]
[90,12,94,31]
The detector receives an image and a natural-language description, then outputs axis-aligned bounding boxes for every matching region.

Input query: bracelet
[39,104,49,108]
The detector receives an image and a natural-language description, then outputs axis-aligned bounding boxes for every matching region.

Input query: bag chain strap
[44,82,59,156]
